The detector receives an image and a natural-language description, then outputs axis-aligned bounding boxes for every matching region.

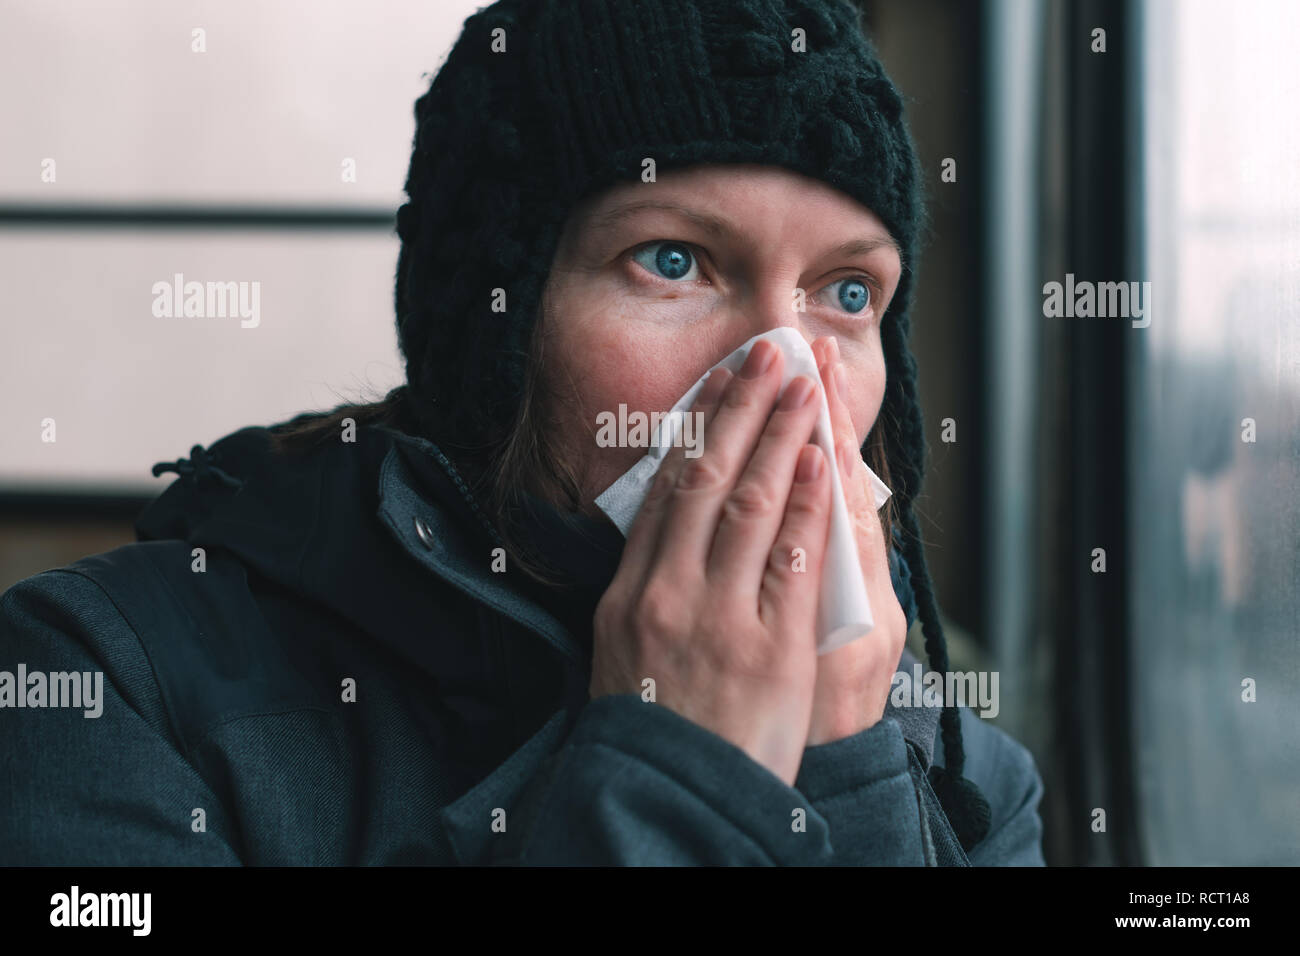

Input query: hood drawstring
[899,499,993,853]
[151,444,245,490]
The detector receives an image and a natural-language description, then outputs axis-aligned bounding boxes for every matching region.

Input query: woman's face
[536,162,903,516]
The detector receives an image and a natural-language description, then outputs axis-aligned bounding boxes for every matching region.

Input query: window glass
[0,1,487,490]
[1134,0,1300,864]
[0,231,404,492]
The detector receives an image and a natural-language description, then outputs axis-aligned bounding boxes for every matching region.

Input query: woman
[0,0,1043,865]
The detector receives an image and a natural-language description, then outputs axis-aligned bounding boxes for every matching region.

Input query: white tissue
[594,327,892,654]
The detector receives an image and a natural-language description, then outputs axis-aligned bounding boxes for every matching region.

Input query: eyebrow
[827,236,903,260]
[590,199,903,263]
[592,199,732,238]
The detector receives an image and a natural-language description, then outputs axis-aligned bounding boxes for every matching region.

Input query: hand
[590,338,833,786]
[804,335,909,746]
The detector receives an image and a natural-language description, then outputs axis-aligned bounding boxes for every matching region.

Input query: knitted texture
[394,0,990,852]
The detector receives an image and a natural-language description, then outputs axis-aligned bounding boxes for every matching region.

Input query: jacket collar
[376,430,588,668]
[887,650,942,768]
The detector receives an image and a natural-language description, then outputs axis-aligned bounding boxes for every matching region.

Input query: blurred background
[1,0,1296,865]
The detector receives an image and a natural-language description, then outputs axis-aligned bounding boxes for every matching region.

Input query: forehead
[567,163,901,263]
[590,162,876,215]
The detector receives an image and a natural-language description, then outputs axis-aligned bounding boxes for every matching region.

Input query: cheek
[543,295,709,500]
[840,348,887,446]
[554,316,684,426]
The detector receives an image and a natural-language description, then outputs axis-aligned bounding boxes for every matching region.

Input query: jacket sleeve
[793,707,1047,866]
[0,570,244,865]
[440,693,840,865]
[792,716,931,864]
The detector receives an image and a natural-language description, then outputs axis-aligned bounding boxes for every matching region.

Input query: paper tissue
[594,327,892,653]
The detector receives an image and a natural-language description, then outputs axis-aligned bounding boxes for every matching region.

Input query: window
[1132,0,1300,865]
[0,0,485,492]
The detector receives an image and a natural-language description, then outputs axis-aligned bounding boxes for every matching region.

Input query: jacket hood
[134,424,494,680]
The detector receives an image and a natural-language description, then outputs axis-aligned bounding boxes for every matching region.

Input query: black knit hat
[394,0,991,853]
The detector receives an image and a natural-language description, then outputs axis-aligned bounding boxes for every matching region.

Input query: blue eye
[633,241,699,281]
[833,278,871,314]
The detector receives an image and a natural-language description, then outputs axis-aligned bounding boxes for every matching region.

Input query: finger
[852,453,890,564]
[813,336,890,599]
[847,451,893,595]
[816,336,869,517]
[758,443,831,641]
[617,365,732,587]
[653,338,787,574]
[707,373,822,597]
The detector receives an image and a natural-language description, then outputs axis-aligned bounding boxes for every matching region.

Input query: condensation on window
[1133,0,1300,865]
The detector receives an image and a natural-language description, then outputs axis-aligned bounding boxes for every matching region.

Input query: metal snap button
[413,516,436,549]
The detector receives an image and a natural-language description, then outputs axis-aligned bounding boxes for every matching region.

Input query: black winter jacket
[0,422,1045,865]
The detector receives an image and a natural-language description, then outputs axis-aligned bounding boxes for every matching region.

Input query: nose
[730,267,808,341]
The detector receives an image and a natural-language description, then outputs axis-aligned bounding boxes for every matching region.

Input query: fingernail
[833,363,848,401]
[739,340,776,379]
[779,375,815,410]
[697,367,730,406]
[814,338,832,366]
[795,445,823,483]
[828,336,841,362]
